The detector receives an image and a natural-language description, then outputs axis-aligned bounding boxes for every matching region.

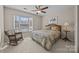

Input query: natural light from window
[14,16,33,32]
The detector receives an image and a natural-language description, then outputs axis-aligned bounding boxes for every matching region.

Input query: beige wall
[43,6,74,27]
[42,5,75,41]
[74,5,79,53]
[0,5,4,48]
[4,7,42,31]
[4,7,43,39]
[73,5,78,52]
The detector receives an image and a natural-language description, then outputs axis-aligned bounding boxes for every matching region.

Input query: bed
[32,24,61,51]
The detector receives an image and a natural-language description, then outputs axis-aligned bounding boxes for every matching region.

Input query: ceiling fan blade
[41,7,48,10]
[35,6,38,9]
[41,11,46,13]
[38,5,41,9]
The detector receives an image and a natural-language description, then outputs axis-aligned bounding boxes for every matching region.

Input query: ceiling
[4,5,74,16]
[4,5,49,16]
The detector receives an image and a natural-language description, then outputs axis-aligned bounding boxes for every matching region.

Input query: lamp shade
[37,11,41,13]
[63,22,71,31]
[64,22,69,26]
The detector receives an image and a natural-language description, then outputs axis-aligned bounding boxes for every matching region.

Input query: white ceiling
[4,5,49,16]
[4,5,74,16]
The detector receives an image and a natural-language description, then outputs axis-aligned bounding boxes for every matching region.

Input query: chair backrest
[5,30,23,41]
[4,30,15,36]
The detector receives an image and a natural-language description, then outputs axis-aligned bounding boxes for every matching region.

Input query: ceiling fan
[32,5,48,14]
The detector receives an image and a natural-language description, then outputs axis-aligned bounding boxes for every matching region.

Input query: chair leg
[20,37,24,40]
[15,39,18,45]
[9,40,17,46]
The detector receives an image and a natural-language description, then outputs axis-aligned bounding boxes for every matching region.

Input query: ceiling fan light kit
[37,11,41,13]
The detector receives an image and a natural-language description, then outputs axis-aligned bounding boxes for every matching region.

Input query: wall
[4,7,43,38]
[42,5,75,41]
[4,7,42,31]
[0,5,4,48]
[73,5,78,53]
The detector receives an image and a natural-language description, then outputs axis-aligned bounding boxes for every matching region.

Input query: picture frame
[49,16,58,24]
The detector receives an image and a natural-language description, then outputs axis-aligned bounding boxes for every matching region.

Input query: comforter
[32,30,60,50]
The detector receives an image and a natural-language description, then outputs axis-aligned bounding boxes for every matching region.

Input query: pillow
[45,24,61,31]
[44,26,50,30]
[51,26,60,31]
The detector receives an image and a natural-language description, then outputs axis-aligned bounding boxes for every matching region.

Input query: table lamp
[63,22,70,31]
[63,22,71,42]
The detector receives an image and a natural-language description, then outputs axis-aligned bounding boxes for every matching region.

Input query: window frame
[14,16,33,32]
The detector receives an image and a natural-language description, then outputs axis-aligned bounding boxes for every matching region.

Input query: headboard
[46,24,61,31]
[46,24,61,38]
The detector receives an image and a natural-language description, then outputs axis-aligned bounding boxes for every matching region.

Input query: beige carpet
[0,37,75,53]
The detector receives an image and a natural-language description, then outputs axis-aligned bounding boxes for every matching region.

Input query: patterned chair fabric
[5,30,23,46]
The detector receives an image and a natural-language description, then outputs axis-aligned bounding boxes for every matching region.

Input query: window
[14,16,33,32]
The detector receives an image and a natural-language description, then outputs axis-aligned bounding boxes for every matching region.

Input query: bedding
[32,30,60,50]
